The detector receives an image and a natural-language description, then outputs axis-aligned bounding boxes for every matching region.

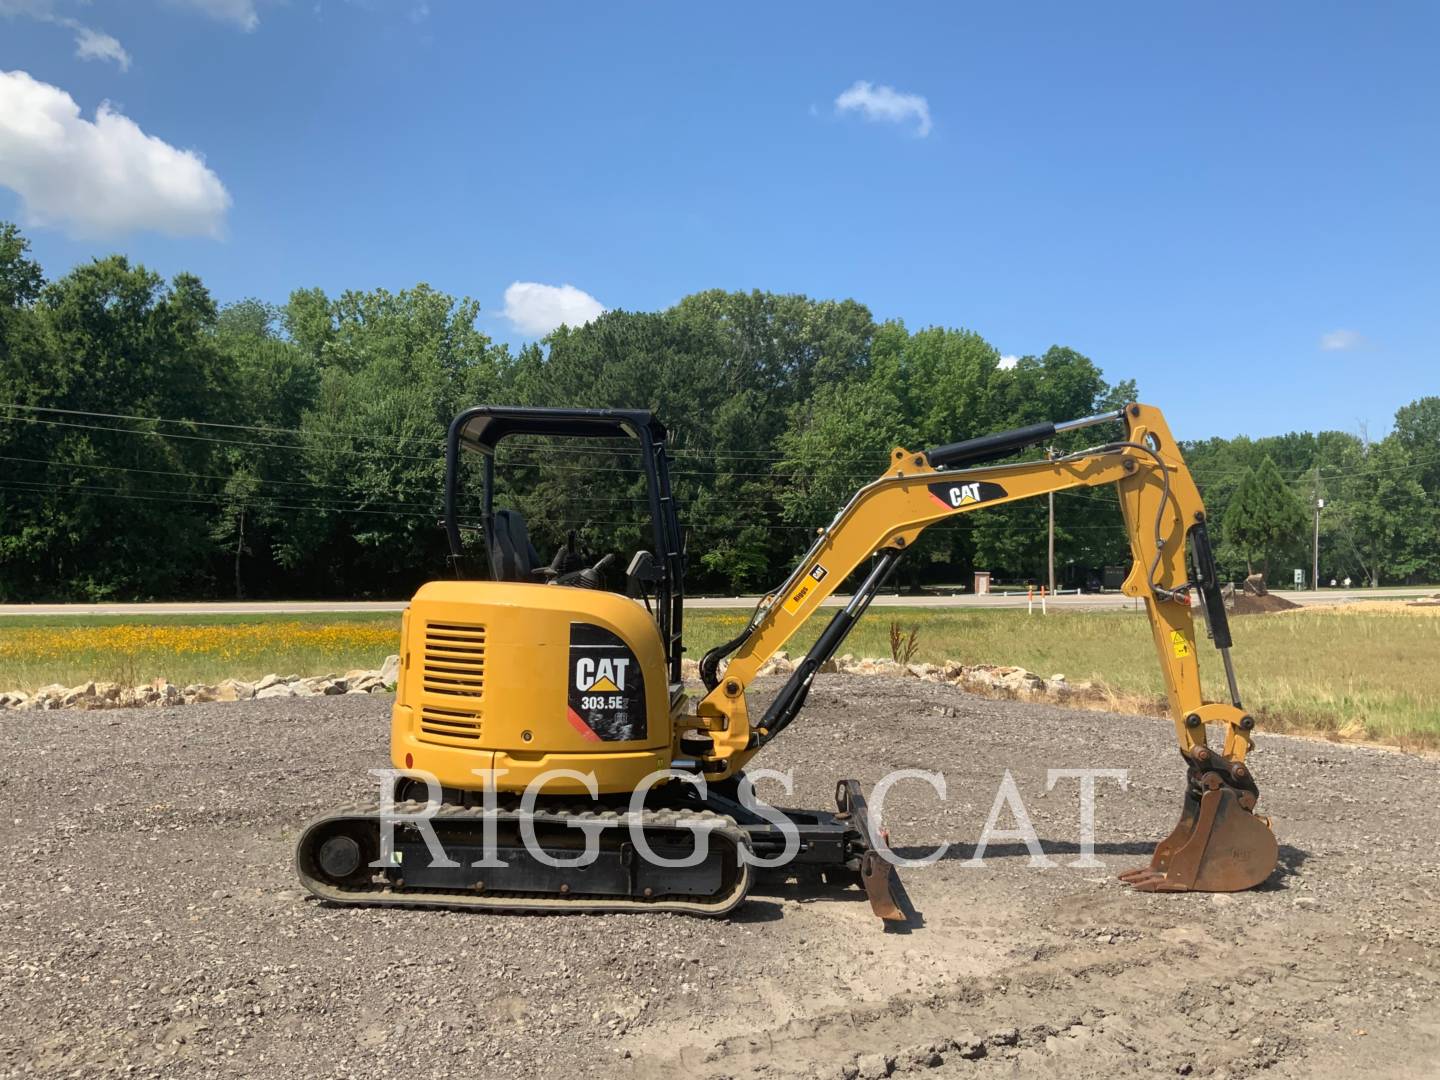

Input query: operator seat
[488,509,544,582]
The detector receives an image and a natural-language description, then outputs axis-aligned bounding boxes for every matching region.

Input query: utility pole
[1047,447,1056,597]
[1312,463,1322,591]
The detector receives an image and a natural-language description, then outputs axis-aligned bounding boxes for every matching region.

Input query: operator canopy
[454,406,668,454]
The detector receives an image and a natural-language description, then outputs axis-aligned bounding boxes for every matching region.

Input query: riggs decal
[781,563,829,615]
[567,623,646,742]
[927,479,1008,510]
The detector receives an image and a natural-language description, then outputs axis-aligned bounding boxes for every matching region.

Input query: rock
[1050,673,1066,683]
[299,676,343,696]
[60,681,96,707]
[757,656,795,676]
[818,658,839,674]
[902,1043,944,1068]
[255,684,298,700]
[987,1026,1018,1048]
[680,658,700,680]
[215,679,255,702]
[348,674,383,693]
[380,654,401,686]
[907,662,943,681]
[839,1065,859,1080]
[254,674,284,692]
[962,668,1001,690]
[997,667,1044,693]
[855,658,903,677]
[94,681,121,703]
[0,690,29,709]
[855,1053,893,1079]
[948,1030,987,1058]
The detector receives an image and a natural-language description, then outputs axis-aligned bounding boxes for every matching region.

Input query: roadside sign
[1293,568,1304,589]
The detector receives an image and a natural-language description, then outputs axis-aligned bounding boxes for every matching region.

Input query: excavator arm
[679,402,1278,893]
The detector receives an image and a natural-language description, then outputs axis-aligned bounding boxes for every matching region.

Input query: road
[0,586,1433,617]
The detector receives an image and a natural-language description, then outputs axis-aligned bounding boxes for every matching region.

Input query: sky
[1,1,1436,441]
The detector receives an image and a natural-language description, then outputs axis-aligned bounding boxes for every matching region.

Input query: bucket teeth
[1120,784,1278,893]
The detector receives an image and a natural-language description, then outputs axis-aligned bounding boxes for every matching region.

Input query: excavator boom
[684,402,1278,894]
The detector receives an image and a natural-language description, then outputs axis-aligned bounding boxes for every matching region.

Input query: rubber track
[295,801,753,917]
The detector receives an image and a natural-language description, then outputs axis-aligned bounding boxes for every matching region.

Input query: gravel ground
[3,675,1438,1079]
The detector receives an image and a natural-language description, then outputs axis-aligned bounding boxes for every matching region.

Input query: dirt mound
[1230,592,1302,615]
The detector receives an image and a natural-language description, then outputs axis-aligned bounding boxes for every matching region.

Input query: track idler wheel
[1120,755,1278,893]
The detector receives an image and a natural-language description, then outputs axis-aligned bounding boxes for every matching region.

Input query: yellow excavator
[296,403,1279,921]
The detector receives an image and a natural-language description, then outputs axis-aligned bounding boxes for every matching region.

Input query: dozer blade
[1119,786,1278,893]
[835,779,908,922]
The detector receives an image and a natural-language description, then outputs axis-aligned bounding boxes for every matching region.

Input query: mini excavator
[297,403,1279,921]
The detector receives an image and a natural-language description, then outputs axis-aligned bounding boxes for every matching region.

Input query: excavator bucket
[1120,784,1278,892]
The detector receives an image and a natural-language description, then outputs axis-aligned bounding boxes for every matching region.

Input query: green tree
[969,347,1135,582]
[1392,396,1440,496]
[1331,435,1438,585]
[275,284,506,595]
[0,247,235,600]
[1221,457,1306,581]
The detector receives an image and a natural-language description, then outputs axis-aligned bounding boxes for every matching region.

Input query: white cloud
[0,70,231,238]
[1319,329,1367,352]
[998,354,1020,370]
[0,1,131,70]
[834,80,932,137]
[166,0,260,31]
[73,26,131,70]
[502,282,605,337]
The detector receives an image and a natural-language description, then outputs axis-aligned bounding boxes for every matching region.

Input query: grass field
[2,605,1437,749]
[683,605,1440,749]
[0,612,400,691]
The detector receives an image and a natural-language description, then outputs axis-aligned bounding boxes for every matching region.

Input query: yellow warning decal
[1170,629,1191,658]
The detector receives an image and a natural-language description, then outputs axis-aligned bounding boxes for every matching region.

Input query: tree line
[1,222,1435,602]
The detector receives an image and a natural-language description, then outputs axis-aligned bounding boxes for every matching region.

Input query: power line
[0,413,443,462]
[0,401,437,447]
[6,403,1436,489]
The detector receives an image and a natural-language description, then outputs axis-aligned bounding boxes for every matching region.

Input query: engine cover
[390,580,673,795]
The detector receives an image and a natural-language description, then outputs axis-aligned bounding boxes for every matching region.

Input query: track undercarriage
[295,779,906,922]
